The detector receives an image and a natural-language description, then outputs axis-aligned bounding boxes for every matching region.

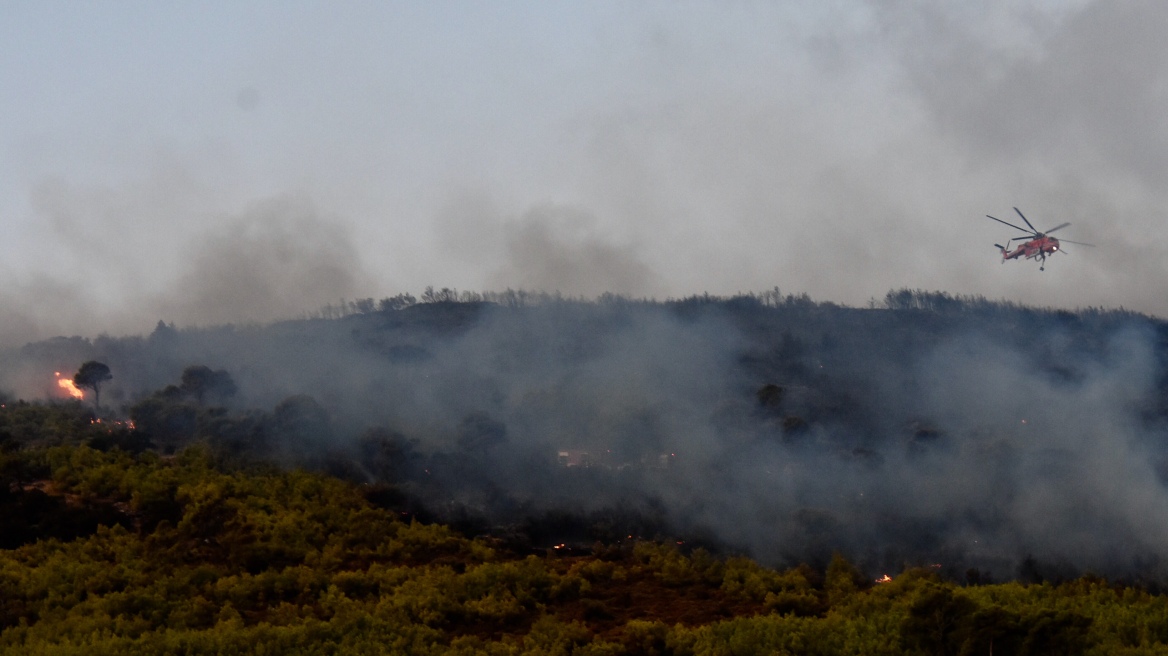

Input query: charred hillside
[3,289,1168,582]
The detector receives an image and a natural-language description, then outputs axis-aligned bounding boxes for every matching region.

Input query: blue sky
[5,0,1164,343]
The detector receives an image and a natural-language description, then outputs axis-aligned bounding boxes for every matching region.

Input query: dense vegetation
[4,403,1168,654]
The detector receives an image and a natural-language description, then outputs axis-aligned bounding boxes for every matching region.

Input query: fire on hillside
[55,372,84,400]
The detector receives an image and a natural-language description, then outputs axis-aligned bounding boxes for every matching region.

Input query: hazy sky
[2,0,1165,343]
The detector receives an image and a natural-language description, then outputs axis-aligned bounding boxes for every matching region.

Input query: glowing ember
[89,418,136,431]
[875,574,892,583]
[55,372,84,399]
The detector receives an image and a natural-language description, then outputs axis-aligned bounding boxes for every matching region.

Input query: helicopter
[985,207,1094,271]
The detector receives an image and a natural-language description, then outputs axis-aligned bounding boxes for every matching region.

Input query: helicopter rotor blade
[1013,207,1039,233]
[1058,239,1095,247]
[1043,222,1071,234]
[986,214,1034,234]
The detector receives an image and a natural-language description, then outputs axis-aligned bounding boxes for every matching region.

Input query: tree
[148,319,177,343]
[129,395,198,453]
[271,394,332,448]
[179,365,237,405]
[377,293,417,311]
[73,361,112,410]
[900,585,979,656]
[351,297,376,314]
[825,552,866,606]
[358,427,419,481]
[421,286,459,303]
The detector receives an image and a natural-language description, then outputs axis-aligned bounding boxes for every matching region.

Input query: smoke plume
[5,294,1166,581]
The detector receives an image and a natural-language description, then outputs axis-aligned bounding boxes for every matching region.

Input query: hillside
[3,289,1168,582]
[3,425,1168,654]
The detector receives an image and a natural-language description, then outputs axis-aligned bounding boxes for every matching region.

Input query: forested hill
[3,289,1168,583]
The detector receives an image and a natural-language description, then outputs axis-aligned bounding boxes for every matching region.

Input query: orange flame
[875,574,892,584]
[55,372,84,400]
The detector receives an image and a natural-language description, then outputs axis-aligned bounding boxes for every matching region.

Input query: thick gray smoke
[489,205,664,298]
[436,195,664,299]
[148,196,368,327]
[6,1,1168,580]
[5,297,1166,581]
[8,1,1168,345]
[0,189,371,347]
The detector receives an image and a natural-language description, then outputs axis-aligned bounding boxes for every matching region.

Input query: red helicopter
[985,207,1094,271]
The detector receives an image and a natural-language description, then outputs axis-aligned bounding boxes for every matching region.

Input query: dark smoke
[490,204,664,298]
[5,292,1167,582]
[148,195,369,327]
[0,188,372,348]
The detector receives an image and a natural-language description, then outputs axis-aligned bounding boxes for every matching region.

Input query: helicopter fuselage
[1001,235,1060,262]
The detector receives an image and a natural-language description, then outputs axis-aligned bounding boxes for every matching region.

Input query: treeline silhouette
[311,286,1145,319]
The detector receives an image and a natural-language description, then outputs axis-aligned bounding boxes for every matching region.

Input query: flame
[875,574,892,584]
[90,418,136,431]
[55,372,84,399]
